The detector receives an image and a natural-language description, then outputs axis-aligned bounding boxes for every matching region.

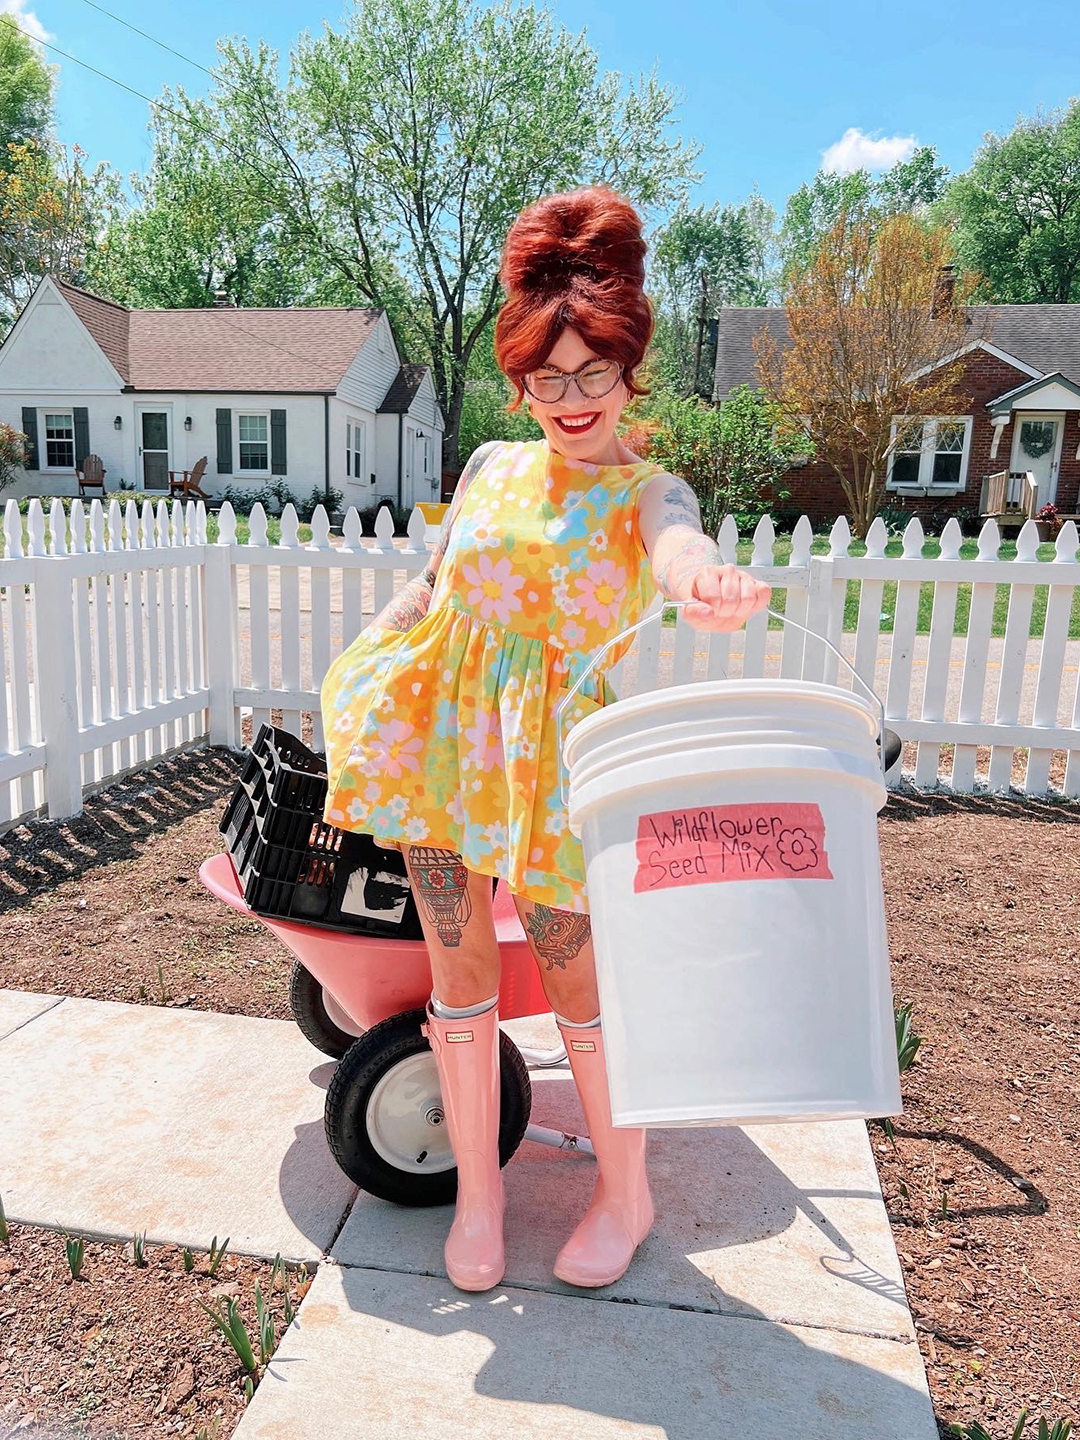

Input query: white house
[0,275,445,511]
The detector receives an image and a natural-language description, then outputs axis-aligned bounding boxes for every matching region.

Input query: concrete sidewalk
[1,990,937,1438]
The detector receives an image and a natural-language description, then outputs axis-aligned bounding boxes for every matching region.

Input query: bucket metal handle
[556,602,888,807]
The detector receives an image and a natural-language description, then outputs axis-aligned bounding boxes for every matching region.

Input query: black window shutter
[270,409,286,475]
[20,407,39,469]
[73,407,90,468]
[216,408,232,473]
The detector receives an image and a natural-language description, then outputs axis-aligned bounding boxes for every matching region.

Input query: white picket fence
[2,495,1079,832]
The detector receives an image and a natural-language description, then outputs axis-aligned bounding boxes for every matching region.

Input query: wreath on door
[1021,420,1055,459]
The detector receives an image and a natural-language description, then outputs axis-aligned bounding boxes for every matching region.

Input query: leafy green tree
[457,315,540,458]
[0,138,118,332]
[0,15,53,163]
[86,124,307,309]
[779,170,873,282]
[876,145,949,215]
[630,385,804,536]
[940,100,1080,302]
[779,146,949,284]
[160,0,700,465]
[649,196,776,396]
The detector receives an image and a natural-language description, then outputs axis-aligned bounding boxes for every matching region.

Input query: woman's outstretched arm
[637,473,771,632]
[370,440,501,631]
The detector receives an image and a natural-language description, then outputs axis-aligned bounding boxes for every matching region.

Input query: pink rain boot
[554,1022,655,1288]
[420,999,505,1292]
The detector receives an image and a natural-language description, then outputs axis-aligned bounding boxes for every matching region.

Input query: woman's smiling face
[523,327,629,465]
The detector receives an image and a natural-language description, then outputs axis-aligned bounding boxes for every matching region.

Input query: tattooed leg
[409,846,473,948]
[402,846,501,1005]
[512,894,600,1021]
[523,904,592,972]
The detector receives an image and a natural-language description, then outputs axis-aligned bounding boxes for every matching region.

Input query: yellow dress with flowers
[320,439,666,912]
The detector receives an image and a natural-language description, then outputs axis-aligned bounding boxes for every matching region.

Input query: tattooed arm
[638,473,771,633]
[370,440,501,632]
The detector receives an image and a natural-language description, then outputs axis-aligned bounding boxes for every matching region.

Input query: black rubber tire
[324,1008,532,1206]
[289,960,363,1059]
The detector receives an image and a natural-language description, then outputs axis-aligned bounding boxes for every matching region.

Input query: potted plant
[1035,502,1061,542]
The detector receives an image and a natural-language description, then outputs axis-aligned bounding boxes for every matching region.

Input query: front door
[138,410,170,490]
[1010,412,1063,509]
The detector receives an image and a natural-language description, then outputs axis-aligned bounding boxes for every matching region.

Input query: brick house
[713,304,1080,528]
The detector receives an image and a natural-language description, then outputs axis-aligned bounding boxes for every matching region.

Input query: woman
[320,185,771,1294]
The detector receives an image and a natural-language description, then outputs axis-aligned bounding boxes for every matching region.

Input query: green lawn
[738,534,1080,639]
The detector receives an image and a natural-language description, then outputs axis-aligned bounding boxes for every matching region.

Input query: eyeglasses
[521,359,623,404]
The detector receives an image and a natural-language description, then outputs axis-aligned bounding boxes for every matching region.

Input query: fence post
[33,556,84,819]
[205,503,239,747]
[801,553,836,684]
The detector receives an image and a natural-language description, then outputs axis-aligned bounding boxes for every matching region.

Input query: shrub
[297,484,344,523]
[627,386,807,537]
[0,422,27,492]
[357,500,412,535]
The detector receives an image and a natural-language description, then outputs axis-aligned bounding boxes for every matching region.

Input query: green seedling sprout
[58,1224,85,1279]
[895,1000,923,1073]
[197,1294,257,1373]
[254,1280,276,1364]
[208,1235,231,1275]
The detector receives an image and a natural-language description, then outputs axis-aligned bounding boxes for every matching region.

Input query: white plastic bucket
[559,607,903,1130]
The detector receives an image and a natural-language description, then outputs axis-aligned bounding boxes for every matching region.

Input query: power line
[77,0,240,90]
[77,0,218,81]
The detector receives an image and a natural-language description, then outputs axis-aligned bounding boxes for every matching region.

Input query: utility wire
[77,0,219,82]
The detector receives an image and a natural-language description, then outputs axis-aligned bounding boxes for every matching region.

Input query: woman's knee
[403,845,500,1005]
[509,892,599,1020]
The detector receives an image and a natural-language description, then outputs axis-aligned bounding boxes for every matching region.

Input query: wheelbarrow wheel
[289,960,365,1059]
[324,1008,532,1206]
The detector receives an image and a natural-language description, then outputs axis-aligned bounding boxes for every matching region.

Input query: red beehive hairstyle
[494,185,654,411]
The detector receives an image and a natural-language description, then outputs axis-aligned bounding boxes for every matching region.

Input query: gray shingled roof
[377,363,428,413]
[714,304,1080,400]
[50,278,383,392]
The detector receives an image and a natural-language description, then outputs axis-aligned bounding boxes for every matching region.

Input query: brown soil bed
[0,1228,311,1438]
[1,743,1078,1437]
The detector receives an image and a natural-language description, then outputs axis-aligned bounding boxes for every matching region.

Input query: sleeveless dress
[320,438,667,912]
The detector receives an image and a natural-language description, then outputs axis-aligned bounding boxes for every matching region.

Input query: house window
[44,411,75,469]
[237,413,269,471]
[346,418,367,481]
[888,417,971,492]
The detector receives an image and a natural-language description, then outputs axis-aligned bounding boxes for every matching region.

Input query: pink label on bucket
[633,802,833,892]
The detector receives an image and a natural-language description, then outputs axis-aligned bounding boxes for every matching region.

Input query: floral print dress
[320,438,666,912]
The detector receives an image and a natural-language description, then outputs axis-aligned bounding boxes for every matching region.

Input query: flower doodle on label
[776,826,819,872]
[633,802,833,892]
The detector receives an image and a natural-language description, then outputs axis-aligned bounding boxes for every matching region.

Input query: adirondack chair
[167,454,210,501]
[75,454,106,499]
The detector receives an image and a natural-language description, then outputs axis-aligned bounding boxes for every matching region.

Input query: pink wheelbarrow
[198,854,594,1205]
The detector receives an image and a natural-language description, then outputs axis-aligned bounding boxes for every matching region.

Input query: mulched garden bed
[0,1231,310,1439]
[0,744,1077,1438]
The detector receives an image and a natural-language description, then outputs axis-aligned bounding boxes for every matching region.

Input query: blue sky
[8,0,1080,216]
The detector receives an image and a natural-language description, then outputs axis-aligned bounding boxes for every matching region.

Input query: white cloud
[1,0,53,46]
[821,128,916,175]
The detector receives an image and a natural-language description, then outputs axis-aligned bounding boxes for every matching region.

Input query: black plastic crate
[241,725,327,817]
[219,725,424,938]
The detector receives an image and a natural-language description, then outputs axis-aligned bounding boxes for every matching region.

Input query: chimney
[213,289,234,308]
[932,264,956,316]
